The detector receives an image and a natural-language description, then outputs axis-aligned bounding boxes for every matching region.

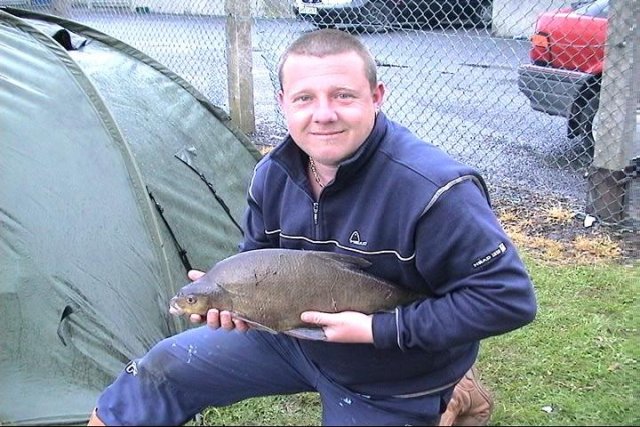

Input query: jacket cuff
[372,311,400,349]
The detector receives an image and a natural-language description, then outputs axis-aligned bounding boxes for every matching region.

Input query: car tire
[580,94,600,159]
[587,104,600,156]
[568,78,600,158]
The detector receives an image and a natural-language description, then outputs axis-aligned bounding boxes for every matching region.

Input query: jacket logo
[472,242,507,268]
[349,231,367,246]
[125,360,138,376]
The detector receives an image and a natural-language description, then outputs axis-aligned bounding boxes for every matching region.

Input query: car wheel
[361,0,398,33]
[584,106,600,158]
[582,95,600,159]
[567,79,600,159]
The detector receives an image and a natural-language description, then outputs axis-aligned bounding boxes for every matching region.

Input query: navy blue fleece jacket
[240,112,537,396]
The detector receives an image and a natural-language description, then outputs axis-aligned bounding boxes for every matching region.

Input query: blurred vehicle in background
[517,0,609,154]
[292,0,493,32]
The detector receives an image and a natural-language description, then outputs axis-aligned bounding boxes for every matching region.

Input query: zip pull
[313,202,319,225]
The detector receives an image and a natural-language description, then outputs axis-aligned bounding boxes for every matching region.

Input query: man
[88,28,536,426]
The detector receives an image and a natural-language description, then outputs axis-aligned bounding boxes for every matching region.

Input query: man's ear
[277,90,284,108]
[373,82,385,110]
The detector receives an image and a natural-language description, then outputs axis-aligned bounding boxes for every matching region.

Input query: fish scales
[169,248,421,340]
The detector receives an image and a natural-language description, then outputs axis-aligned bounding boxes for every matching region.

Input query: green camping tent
[0,8,262,425]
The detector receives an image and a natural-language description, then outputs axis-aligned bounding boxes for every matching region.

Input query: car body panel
[292,0,492,30]
[518,64,594,118]
[517,0,608,139]
[533,10,607,75]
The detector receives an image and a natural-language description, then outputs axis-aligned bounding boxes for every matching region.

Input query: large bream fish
[169,248,422,340]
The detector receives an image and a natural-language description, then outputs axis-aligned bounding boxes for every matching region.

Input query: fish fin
[312,252,371,270]
[233,315,279,335]
[283,328,327,341]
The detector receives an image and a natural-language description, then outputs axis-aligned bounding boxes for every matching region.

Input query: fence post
[586,0,639,224]
[225,0,256,135]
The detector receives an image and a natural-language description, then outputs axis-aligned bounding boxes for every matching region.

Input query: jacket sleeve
[372,180,537,351]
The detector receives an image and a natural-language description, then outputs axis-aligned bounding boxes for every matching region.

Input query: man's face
[277,51,385,166]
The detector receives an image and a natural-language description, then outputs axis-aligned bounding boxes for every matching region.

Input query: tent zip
[174,154,244,235]
[147,187,193,272]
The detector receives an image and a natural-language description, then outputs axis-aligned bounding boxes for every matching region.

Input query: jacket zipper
[312,202,319,225]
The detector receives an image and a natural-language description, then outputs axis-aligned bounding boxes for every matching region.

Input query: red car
[518,0,609,149]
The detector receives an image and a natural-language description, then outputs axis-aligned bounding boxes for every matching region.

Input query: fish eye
[186,296,197,305]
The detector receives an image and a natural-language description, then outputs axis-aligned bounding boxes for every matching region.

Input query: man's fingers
[187,269,205,281]
[232,317,250,332]
[206,309,221,328]
[189,313,205,324]
[219,310,236,329]
[192,308,250,332]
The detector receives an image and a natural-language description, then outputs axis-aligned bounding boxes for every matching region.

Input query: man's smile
[310,130,345,136]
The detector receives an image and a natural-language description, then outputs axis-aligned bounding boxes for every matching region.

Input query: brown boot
[439,366,494,426]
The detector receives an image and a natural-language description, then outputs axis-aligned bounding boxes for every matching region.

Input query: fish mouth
[168,300,185,316]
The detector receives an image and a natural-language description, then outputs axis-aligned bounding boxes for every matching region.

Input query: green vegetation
[480,257,639,426]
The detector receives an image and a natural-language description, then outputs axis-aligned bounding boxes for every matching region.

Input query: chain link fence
[3,0,638,229]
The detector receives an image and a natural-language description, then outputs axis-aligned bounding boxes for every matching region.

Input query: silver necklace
[308,157,324,188]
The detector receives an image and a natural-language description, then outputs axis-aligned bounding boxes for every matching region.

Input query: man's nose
[312,99,338,122]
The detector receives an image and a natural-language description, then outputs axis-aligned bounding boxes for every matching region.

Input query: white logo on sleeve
[349,231,367,246]
[124,360,139,376]
[472,242,507,268]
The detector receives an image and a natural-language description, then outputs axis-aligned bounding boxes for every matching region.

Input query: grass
[479,258,639,425]
[194,206,639,426]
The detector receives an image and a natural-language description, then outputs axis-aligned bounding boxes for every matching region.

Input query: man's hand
[186,269,250,332]
[300,311,374,343]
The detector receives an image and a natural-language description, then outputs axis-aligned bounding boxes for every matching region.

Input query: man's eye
[295,95,311,102]
[337,93,354,99]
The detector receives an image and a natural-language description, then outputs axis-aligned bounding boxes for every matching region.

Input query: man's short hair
[277,29,378,90]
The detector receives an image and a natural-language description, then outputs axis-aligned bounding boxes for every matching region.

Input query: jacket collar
[270,112,389,190]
